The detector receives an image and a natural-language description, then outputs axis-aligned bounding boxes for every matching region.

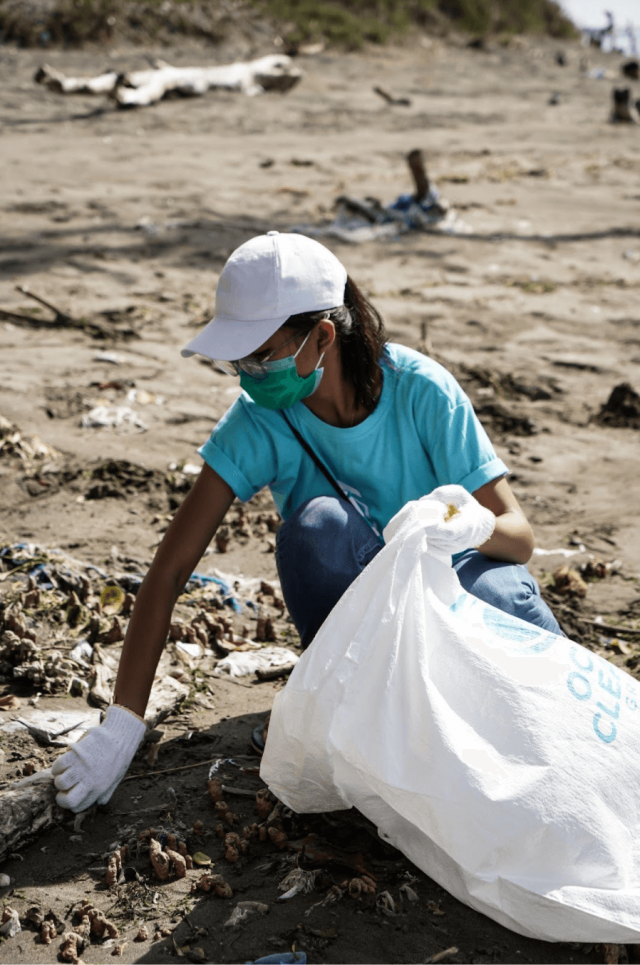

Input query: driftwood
[34,65,119,95]
[407,148,430,202]
[35,55,302,109]
[0,286,113,340]
[611,87,637,123]
[0,675,189,863]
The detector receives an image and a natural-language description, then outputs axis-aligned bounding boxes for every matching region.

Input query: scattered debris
[0,286,112,339]
[0,906,21,938]
[594,383,640,430]
[80,405,148,432]
[424,948,459,964]
[215,647,298,678]
[611,87,636,123]
[373,85,411,106]
[224,901,269,927]
[297,149,468,243]
[192,872,233,897]
[36,55,302,108]
[552,565,588,597]
[59,931,85,964]
[278,868,321,900]
[399,882,419,902]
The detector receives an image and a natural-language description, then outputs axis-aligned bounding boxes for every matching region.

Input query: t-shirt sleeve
[412,364,508,494]
[432,400,508,493]
[197,396,276,502]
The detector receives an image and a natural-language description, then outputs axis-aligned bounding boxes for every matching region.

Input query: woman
[52,231,561,812]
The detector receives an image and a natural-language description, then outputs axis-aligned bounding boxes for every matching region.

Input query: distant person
[52,232,563,811]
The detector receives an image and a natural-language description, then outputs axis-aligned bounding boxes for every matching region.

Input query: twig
[221,784,257,797]
[424,948,459,964]
[13,285,112,339]
[16,285,69,319]
[407,148,430,202]
[114,803,170,815]
[580,619,640,637]
[255,663,296,681]
[123,755,257,781]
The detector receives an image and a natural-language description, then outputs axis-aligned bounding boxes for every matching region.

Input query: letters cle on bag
[262,487,640,944]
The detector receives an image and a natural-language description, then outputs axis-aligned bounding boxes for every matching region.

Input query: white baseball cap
[181,231,347,361]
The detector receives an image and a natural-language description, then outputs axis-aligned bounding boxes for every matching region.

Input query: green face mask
[239,333,325,410]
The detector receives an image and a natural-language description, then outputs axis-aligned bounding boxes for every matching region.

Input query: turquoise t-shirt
[198,343,508,539]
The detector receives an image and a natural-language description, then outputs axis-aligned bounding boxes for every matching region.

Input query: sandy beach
[1,29,640,964]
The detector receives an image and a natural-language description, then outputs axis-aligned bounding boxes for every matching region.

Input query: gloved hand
[52,704,146,813]
[422,484,496,556]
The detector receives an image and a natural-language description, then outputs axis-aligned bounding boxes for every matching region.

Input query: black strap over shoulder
[280,411,349,504]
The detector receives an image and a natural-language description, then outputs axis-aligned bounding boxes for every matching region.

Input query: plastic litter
[532,547,579,558]
[224,901,268,927]
[68,641,93,666]
[262,486,640,943]
[216,647,298,678]
[81,405,147,432]
[0,908,21,938]
[297,186,469,244]
[92,352,123,364]
[2,710,99,746]
[126,389,165,406]
[176,642,204,660]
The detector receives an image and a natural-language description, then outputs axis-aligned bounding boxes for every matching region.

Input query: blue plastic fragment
[30,564,56,589]
[223,595,242,613]
[188,572,231,594]
[246,954,307,965]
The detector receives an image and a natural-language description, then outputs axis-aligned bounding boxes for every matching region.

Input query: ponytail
[283,275,388,412]
[338,277,387,410]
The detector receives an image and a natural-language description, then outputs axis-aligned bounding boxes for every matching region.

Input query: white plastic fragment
[176,642,203,659]
[68,641,93,666]
[223,901,268,927]
[92,352,123,365]
[0,874,10,888]
[0,908,21,937]
[533,547,580,558]
[215,647,298,678]
[81,406,147,432]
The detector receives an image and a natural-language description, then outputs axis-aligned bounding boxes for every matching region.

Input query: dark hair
[283,276,387,411]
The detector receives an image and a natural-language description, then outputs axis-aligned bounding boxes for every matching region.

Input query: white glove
[52,704,146,813]
[422,484,496,555]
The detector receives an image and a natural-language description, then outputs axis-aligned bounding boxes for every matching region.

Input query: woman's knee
[455,553,537,618]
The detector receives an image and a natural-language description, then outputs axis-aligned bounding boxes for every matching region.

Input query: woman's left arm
[472,476,534,564]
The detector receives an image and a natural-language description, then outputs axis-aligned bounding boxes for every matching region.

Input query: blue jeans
[276,496,562,649]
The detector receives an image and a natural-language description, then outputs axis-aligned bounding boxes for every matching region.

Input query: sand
[0,30,639,965]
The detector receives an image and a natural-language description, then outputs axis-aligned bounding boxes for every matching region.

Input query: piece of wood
[0,675,189,862]
[373,86,411,107]
[255,663,297,681]
[406,148,430,202]
[35,55,302,110]
[35,64,119,94]
[0,773,60,865]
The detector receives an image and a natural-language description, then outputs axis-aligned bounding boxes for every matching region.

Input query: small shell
[193,852,212,867]
[100,585,125,615]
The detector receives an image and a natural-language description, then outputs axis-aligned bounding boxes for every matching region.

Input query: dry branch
[0,675,189,863]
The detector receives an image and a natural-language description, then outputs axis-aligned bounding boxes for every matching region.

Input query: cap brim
[181,314,289,361]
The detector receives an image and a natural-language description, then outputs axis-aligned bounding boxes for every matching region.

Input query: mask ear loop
[312,316,332,371]
[291,317,331,371]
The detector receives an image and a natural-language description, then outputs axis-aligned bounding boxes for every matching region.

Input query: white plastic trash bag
[261,487,640,943]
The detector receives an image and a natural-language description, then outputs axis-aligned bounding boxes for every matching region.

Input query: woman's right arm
[113,463,235,717]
